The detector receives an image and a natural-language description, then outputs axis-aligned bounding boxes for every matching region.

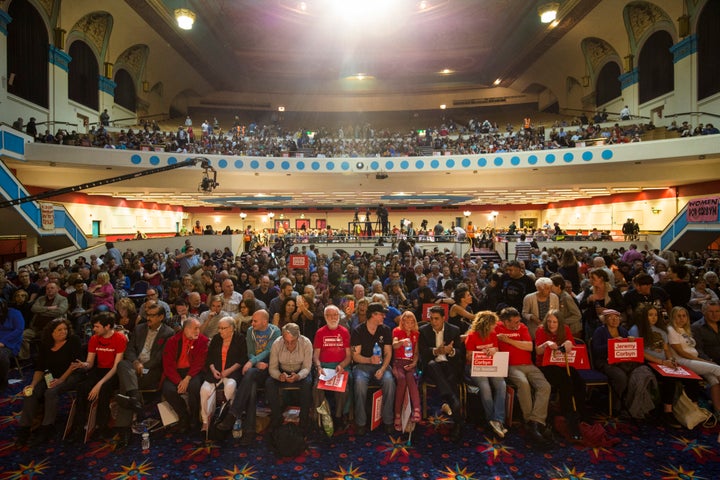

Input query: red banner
[687,197,719,222]
[607,338,644,364]
[649,362,702,380]
[541,345,590,370]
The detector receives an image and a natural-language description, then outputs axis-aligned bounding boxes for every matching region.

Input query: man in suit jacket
[114,302,174,446]
[419,305,465,441]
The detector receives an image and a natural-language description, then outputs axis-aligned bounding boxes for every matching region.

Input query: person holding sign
[667,306,720,415]
[628,305,701,427]
[535,310,585,440]
[391,311,421,430]
[590,309,656,419]
[465,311,507,439]
[496,307,552,448]
[313,305,352,431]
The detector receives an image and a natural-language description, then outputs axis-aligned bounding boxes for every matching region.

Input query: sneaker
[489,420,505,439]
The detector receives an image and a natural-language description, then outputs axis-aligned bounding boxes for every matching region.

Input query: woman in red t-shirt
[465,310,507,438]
[391,311,421,429]
[534,309,586,440]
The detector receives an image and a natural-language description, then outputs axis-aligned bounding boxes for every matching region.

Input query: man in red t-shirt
[496,307,551,448]
[69,312,127,441]
[313,305,351,429]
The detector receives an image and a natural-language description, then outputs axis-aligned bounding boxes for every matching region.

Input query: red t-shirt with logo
[494,322,532,365]
[314,325,350,364]
[89,331,127,369]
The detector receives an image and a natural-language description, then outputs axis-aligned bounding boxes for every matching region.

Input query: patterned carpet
[1,375,719,480]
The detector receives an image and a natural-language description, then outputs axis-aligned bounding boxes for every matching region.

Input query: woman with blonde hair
[89,271,115,312]
[391,310,421,429]
[667,306,720,414]
[464,310,507,438]
[115,297,138,332]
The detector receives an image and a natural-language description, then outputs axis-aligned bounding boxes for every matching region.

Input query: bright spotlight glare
[331,0,394,24]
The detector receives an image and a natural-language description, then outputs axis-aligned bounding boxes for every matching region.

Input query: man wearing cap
[418,305,465,441]
[351,302,395,435]
[496,307,552,447]
[265,323,313,432]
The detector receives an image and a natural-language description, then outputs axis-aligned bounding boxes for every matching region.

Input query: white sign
[470,351,509,377]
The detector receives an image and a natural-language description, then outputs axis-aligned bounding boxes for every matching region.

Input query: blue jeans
[466,365,506,423]
[353,364,395,427]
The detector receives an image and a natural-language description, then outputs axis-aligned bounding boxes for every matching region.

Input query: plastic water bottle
[373,342,382,360]
[232,419,242,439]
[141,431,150,450]
[404,340,413,359]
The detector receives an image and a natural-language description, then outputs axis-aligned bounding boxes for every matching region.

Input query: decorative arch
[66,11,113,67]
[623,2,676,58]
[6,0,49,107]
[114,44,149,88]
[68,40,99,110]
[638,30,674,104]
[114,69,136,112]
[697,0,720,100]
[595,62,622,107]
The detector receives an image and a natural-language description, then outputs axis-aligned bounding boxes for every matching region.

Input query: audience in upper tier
[19,111,718,158]
[5,239,720,450]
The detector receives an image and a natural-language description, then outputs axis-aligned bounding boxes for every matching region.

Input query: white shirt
[434,327,448,362]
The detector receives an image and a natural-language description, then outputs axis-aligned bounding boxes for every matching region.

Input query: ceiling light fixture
[175,8,196,30]
[538,2,559,23]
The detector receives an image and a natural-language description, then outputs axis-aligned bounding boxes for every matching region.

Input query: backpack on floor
[268,423,306,458]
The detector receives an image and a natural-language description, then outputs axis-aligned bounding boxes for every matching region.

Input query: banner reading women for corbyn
[687,197,719,222]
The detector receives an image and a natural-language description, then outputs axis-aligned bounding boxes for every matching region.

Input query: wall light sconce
[239,212,247,219]
[267,212,275,219]
[175,8,196,30]
[581,75,590,87]
[651,207,662,215]
[538,2,559,23]
[142,81,150,93]
[463,210,471,218]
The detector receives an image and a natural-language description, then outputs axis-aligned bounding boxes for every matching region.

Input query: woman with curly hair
[16,318,84,445]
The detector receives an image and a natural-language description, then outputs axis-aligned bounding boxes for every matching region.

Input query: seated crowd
[15,109,718,158]
[2,239,720,451]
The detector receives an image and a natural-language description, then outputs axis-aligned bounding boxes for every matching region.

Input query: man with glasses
[138,288,171,322]
[114,303,174,447]
[265,323,313,432]
[351,302,395,435]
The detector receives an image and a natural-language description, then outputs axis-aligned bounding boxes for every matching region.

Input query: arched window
[114,69,136,112]
[6,0,48,108]
[697,0,720,101]
[595,62,622,107]
[638,30,674,104]
[68,41,99,110]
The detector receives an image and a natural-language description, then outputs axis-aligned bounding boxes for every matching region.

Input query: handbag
[672,390,715,429]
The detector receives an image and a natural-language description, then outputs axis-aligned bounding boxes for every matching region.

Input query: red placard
[316,370,349,392]
[421,303,449,322]
[607,338,644,364]
[370,389,383,431]
[649,362,702,380]
[541,345,591,370]
[289,254,309,269]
